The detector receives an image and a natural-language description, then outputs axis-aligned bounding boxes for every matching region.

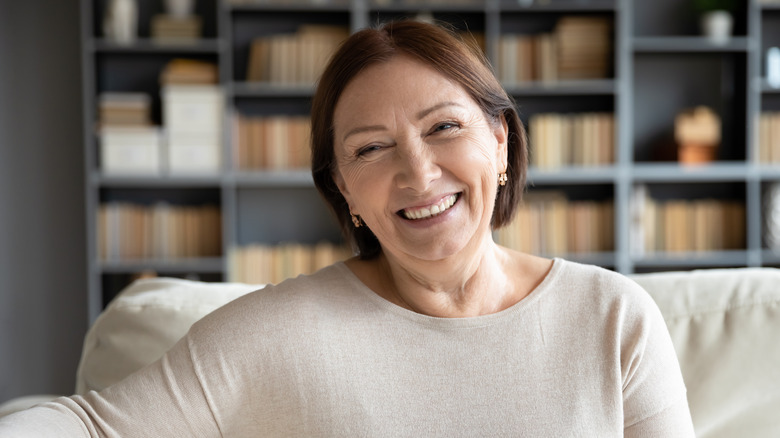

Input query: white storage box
[101,127,162,176]
[167,134,221,175]
[162,85,223,134]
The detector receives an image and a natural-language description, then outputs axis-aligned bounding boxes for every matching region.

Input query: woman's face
[332,55,508,263]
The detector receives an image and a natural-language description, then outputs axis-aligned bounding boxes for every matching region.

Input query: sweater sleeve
[0,335,222,437]
[620,284,695,437]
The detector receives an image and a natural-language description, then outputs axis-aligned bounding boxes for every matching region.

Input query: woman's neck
[349,240,528,318]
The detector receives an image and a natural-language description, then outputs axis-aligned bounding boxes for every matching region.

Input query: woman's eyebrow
[341,102,464,143]
[342,125,386,143]
[415,101,463,120]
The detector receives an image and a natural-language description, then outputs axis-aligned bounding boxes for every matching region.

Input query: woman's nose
[394,140,441,192]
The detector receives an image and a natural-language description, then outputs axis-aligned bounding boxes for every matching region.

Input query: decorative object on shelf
[103,0,138,44]
[694,0,735,44]
[768,47,780,89]
[674,106,721,165]
[764,182,780,250]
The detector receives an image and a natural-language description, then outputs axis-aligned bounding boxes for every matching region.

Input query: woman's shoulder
[544,258,659,313]
[190,262,363,336]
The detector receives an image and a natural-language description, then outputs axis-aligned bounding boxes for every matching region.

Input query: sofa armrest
[631,268,780,437]
[76,277,262,394]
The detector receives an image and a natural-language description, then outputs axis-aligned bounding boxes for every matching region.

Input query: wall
[0,1,86,403]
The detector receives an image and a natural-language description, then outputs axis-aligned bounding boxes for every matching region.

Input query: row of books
[228,242,352,284]
[495,191,614,256]
[529,112,615,168]
[151,15,202,42]
[631,186,745,254]
[233,114,311,170]
[498,16,612,84]
[98,203,222,261]
[246,25,349,84]
[758,112,780,163]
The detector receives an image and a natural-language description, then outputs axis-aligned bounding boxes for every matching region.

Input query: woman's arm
[0,335,222,437]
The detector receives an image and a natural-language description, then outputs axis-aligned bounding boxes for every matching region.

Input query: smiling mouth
[399,193,460,220]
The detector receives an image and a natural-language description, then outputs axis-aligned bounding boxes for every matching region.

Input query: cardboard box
[167,133,221,175]
[101,127,162,176]
[162,85,223,134]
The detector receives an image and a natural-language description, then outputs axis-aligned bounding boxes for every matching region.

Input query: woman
[0,20,694,436]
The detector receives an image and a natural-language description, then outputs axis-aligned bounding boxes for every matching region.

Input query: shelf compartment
[497,183,615,257]
[633,0,749,38]
[90,0,220,40]
[235,187,342,246]
[230,9,351,83]
[630,182,747,257]
[632,52,748,163]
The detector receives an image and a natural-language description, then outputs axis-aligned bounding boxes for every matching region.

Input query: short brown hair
[311,20,528,259]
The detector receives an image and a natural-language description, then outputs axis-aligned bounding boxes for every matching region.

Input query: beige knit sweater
[0,259,694,436]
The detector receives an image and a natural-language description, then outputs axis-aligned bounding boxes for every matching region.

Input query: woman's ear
[332,169,356,214]
[493,113,509,173]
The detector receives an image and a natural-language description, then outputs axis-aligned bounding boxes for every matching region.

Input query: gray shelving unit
[81,0,780,323]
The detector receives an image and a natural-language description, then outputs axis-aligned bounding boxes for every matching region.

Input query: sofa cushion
[75,277,262,394]
[631,268,780,438]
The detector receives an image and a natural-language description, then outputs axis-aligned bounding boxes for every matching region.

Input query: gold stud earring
[498,172,508,187]
[351,213,362,228]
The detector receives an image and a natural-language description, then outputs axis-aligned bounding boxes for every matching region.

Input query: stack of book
[496,191,614,256]
[555,16,611,80]
[98,202,222,261]
[498,15,612,84]
[759,112,780,163]
[229,242,352,285]
[151,15,202,42]
[161,59,223,175]
[160,59,218,84]
[233,114,311,170]
[631,185,746,255]
[99,93,151,127]
[246,25,349,84]
[529,112,615,168]
[98,92,162,176]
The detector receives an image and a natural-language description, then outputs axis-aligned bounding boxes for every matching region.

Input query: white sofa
[2,268,779,437]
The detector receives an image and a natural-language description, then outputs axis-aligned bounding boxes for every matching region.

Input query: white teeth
[402,194,457,220]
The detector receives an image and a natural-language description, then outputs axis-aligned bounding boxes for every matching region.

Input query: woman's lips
[399,193,460,220]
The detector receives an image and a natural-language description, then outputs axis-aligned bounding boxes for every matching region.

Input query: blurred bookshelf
[81,0,780,323]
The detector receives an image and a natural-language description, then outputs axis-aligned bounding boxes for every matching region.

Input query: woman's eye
[357,145,381,156]
[433,122,459,133]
